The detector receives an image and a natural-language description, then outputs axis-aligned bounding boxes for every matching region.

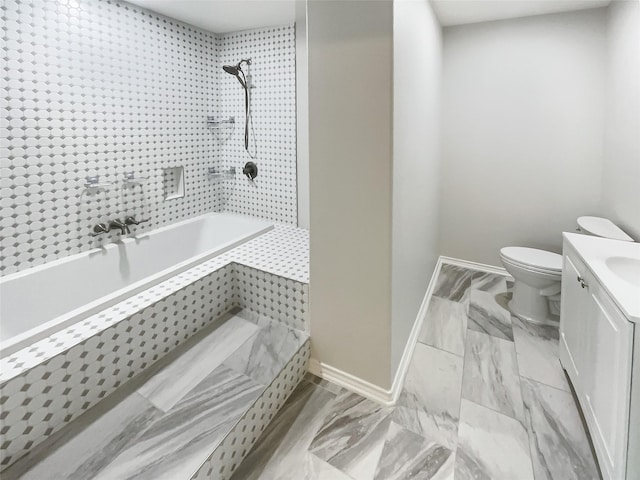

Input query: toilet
[500,216,633,324]
[500,247,562,324]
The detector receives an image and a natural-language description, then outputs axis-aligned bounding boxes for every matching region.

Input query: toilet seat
[500,247,562,274]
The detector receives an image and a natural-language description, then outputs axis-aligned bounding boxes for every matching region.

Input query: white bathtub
[0,213,272,357]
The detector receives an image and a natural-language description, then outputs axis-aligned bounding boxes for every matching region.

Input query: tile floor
[3,310,308,480]
[233,264,601,480]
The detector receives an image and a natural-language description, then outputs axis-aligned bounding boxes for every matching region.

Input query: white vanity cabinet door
[560,245,634,480]
[560,254,590,380]
[582,287,633,480]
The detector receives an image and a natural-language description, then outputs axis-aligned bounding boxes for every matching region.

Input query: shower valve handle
[243,162,258,181]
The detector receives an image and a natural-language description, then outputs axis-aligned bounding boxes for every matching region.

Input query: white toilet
[500,216,633,324]
[500,247,563,324]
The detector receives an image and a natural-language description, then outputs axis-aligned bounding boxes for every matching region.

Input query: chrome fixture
[222,58,255,157]
[109,219,130,235]
[243,162,258,181]
[124,215,149,227]
[123,172,149,186]
[207,167,236,182]
[90,223,110,236]
[206,116,235,129]
[84,175,113,190]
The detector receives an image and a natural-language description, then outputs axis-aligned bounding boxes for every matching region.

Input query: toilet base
[509,281,559,325]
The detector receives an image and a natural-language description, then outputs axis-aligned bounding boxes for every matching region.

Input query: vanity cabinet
[560,240,635,480]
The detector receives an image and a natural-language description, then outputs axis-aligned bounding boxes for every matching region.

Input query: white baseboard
[307,358,395,405]
[308,255,510,406]
[440,255,510,277]
[388,255,444,404]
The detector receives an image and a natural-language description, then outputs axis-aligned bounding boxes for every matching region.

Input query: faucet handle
[90,223,110,236]
[124,216,150,226]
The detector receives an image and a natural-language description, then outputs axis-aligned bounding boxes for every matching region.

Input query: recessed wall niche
[163,167,185,200]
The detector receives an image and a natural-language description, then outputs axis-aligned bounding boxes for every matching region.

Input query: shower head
[222,61,248,89]
[223,64,239,76]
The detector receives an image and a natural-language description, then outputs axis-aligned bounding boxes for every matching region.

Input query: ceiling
[126,0,296,34]
[431,0,612,26]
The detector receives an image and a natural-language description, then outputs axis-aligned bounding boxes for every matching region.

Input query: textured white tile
[1,3,297,277]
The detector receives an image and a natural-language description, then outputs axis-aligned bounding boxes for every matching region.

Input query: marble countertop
[563,232,640,322]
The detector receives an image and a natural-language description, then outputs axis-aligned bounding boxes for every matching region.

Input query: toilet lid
[500,247,562,272]
[577,216,633,242]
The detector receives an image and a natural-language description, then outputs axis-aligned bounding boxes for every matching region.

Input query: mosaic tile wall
[216,26,298,225]
[0,0,297,275]
[0,260,308,470]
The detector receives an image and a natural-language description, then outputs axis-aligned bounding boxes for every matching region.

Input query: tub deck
[3,310,309,480]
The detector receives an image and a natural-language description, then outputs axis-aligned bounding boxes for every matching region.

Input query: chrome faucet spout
[109,219,130,235]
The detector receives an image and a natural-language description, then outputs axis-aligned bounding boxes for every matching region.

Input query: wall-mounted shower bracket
[123,172,149,186]
[84,175,113,190]
[208,167,236,182]
[206,116,235,129]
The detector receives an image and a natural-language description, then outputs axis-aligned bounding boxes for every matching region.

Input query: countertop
[563,232,640,322]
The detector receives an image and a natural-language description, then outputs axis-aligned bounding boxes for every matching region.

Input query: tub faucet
[109,219,130,235]
[124,216,149,227]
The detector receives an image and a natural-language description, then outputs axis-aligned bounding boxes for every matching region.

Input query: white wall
[295,0,310,229]
[439,9,607,266]
[391,0,442,376]
[601,0,640,240]
[308,0,394,388]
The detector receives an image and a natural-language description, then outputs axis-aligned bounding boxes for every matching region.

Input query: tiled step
[3,310,310,480]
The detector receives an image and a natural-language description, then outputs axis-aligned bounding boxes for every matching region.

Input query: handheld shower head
[222,64,239,76]
[222,59,254,153]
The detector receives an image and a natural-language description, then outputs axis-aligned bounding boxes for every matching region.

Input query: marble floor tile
[304,372,346,395]
[94,365,263,480]
[137,315,259,411]
[467,289,514,341]
[222,318,303,386]
[373,422,454,480]
[2,393,161,480]
[418,296,467,357]
[230,380,352,480]
[521,378,600,480]
[433,265,475,303]
[512,317,569,391]
[455,399,534,480]
[392,343,463,450]
[462,330,524,421]
[309,391,392,480]
[470,272,508,294]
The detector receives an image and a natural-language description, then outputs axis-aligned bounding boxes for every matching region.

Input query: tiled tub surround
[3,310,310,480]
[1,213,272,356]
[0,225,309,470]
[215,26,298,225]
[1,0,297,276]
[232,263,601,480]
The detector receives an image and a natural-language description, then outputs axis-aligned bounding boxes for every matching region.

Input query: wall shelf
[208,167,236,182]
[207,116,235,129]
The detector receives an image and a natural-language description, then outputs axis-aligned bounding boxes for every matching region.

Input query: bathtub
[0,213,272,357]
